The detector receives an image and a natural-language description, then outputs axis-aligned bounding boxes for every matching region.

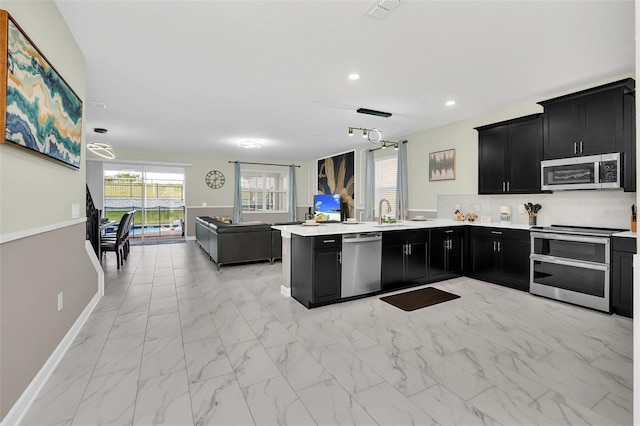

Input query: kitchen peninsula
[273,219,532,308]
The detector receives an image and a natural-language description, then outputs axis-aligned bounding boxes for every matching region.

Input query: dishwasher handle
[342,233,382,243]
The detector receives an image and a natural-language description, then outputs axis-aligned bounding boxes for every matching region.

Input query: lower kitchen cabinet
[611,237,635,318]
[291,234,341,308]
[429,227,464,282]
[469,227,530,291]
[382,230,428,290]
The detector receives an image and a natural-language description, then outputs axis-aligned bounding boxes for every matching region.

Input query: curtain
[396,141,409,220]
[233,162,242,224]
[364,149,375,221]
[288,165,297,222]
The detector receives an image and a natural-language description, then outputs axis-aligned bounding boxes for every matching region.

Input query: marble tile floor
[20,242,633,426]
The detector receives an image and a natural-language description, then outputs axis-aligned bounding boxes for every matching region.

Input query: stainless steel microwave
[541,153,622,191]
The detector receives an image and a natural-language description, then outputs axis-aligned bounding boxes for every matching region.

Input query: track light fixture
[348,127,382,143]
[380,140,399,150]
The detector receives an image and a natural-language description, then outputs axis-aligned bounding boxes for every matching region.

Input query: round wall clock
[205,170,225,189]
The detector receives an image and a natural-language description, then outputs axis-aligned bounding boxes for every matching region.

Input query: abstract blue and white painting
[5,18,83,169]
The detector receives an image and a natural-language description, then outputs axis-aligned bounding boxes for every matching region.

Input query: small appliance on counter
[499,206,512,224]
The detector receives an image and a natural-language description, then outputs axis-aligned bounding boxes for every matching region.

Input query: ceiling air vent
[368,0,401,19]
[357,108,392,118]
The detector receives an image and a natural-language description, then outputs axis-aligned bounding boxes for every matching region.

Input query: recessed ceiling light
[348,73,360,80]
[445,100,456,106]
[237,139,264,149]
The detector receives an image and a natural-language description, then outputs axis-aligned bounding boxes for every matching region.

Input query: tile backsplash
[438,191,637,230]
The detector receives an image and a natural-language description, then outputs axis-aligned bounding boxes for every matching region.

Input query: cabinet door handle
[502,182,506,192]
[493,241,497,251]
[497,241,502,252]
[338,251,342,264]
[491,231,503,235]
[409,244,412,255]
[323,239,335,243]
[403,244,407,255]
[579,141,583,153]
[507,182,510,192]
[574,142,578,154]
[445,230,454,233]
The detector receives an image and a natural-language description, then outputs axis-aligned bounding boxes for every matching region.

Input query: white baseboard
[1,243,104,426]
[280,285,291,297]
[185,236,196,241]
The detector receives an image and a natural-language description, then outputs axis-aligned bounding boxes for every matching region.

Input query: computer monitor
[314,194,341,222]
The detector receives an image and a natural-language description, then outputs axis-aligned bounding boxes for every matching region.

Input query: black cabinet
[429,227,464,282]
[623,92,636,192]
[468,227,530,291]
[539,79,634,159]
[611,237,636,318]
[382,230,428,290]
[476,114,543,194]
[291,234,341,308]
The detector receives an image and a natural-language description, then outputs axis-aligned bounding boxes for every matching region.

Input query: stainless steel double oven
[530,226,620,312]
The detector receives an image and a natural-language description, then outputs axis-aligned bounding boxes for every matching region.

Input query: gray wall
[0,1,98,420]
[0,224,98,419]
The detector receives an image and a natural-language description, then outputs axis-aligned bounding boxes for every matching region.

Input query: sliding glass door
[103,163,185,244]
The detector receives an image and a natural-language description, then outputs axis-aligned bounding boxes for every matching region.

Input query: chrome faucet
[379,199,392,224]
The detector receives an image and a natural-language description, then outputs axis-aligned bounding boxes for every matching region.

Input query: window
[375,156,397,218]
[103,163,185,242]
[241,169,288,212]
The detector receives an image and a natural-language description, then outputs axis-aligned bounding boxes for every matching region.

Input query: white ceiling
[54,0,635,161]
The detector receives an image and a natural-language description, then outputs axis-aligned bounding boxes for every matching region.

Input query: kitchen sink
[372,222,411,228]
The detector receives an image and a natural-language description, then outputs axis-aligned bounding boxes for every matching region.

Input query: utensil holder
[632,214,637,233]
[529,215,537,226]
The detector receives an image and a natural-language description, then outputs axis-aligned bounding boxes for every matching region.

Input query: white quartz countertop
[613,231,637,238]
[272,219,532,237]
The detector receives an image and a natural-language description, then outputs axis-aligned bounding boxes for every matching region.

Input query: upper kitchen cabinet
[538,78,635,159]
[476,114,543,194]
[623,91,635,192]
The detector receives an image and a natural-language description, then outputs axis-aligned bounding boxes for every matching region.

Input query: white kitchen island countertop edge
[272,219,532,236]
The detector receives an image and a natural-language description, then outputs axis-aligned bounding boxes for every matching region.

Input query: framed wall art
[317,150,355,217]
[0,10,83,169]
[429,149,455,181]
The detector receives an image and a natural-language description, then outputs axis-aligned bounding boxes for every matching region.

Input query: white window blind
[241,170,288,212]
[375,156,397,218]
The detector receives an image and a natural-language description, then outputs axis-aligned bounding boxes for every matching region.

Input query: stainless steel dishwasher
[341,232,382,298]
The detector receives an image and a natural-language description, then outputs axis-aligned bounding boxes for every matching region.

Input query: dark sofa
[195,216,297,270]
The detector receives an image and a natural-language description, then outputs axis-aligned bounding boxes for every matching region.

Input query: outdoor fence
[104,181,184,200]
